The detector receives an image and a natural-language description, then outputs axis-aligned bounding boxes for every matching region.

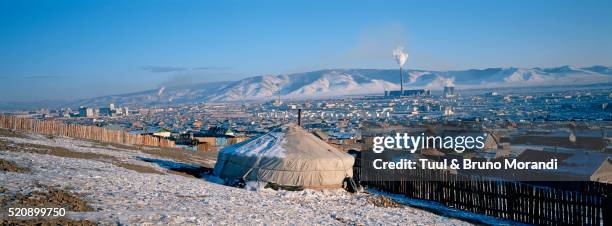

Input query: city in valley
[7,84,611,171]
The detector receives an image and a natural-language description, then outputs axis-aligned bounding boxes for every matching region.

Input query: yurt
[213,124,354,189]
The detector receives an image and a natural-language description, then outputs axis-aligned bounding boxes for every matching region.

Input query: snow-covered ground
[1,133,470,225]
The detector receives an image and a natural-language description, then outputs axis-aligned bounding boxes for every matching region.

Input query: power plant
[393,47,408,95]
[443,86,456,98]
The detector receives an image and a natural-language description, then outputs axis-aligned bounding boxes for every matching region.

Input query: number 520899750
[8,207,65,217]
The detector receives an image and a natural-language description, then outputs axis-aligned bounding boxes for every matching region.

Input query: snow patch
[221,132,287,158]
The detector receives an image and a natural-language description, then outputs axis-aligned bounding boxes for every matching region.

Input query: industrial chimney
[399,67,404,95]
[393,47,408,97]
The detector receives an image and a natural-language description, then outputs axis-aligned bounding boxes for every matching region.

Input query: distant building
[152,128,172,138]
[79,106,94,118]
[205,126,235,137]
[191,126,247,151]
[385,89,431,97]
[59,108,72,118]
[443,86,456,98]
[516,149,612,183]
[443,106,454,116]
[95,103,128,117]
[99,107,112,117]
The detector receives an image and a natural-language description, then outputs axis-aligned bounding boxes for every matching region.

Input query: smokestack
[400,67,403,95]
[393,47,409,96]
[298,109,302,126]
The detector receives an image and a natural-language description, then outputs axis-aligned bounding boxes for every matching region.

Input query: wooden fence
[0,115,175,148]
[354,165,612,225]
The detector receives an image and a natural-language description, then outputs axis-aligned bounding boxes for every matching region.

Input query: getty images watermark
[362,132,561,181]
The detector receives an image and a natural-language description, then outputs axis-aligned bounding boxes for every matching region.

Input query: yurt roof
[220,123,348,160]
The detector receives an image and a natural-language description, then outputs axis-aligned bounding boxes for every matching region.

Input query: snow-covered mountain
[75,65,612,107]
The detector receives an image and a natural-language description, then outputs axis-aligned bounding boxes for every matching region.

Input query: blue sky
[1,0,611,101]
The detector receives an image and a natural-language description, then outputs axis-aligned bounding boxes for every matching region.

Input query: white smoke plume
[393,46,409,68]
[157,86,165,97]
[425,76,455,90]
[445,77,455,87]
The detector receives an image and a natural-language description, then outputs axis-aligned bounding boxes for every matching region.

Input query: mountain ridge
[66,65,612,107]
[2,65,611,110]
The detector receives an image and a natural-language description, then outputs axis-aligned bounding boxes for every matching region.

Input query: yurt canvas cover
[213,124,354,188]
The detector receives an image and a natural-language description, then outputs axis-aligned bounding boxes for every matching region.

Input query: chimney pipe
[400,66,404,96]
[298,109,302,126]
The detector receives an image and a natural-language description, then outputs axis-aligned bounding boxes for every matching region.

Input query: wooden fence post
[604,193,612,226]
